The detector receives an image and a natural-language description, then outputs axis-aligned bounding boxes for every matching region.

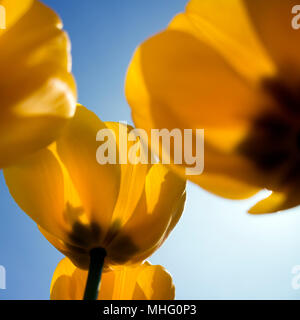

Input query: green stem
[83,247,107,300]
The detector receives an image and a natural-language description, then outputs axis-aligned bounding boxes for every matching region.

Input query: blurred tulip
[51,258,175,300]
[126,0,300,213]
[0,0,76,168]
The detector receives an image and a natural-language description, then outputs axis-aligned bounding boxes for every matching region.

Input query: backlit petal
[56,105,121,240]
[3,147,69,242]
[249,189,300,214]
[126,27,274,195]
[244,0,300,72]
[0,0,76,168]
[171,0,275,82]
[105,122,149,227]
[0,0,33,35]
[107,164,186,265]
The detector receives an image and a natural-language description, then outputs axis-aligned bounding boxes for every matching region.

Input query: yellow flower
[4,105,186,270]
[0,0,76,168]
[51,258,175,300]
[125,0,300,213]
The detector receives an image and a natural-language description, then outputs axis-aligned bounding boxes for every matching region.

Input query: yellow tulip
[51,258,175,300]
[0,0,76,168]
[125,0,300,213]
[4,104,186,270]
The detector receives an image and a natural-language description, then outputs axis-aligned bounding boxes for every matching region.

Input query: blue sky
[1,0,300,300]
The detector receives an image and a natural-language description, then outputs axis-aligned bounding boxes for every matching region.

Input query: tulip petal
[0,0,33,35]
[105,122,149,227]
[194,172,259,200]
[50,257,83,300]
[125,24,276,160]
[39,226,90,270]
[126,28,267,197]
[0,0,76,168]
[56,105,121,240]
[107,164,186,265]
[50,258,175,300]
[248,189,300,214]
[131,262,175,300]
[244,0,300,71]
[126,29,258,131]
[171,0,275,81]
[3,147,69,241]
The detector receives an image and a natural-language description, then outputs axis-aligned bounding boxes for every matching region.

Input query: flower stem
[83,247,107,300]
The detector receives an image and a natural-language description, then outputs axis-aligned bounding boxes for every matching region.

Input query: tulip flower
[4,104,186,299]
[0,0,76,168]
[51,258,175,300]
[125,0,300,213]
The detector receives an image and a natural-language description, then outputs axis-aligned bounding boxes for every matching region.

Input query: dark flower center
[237,77,300,186]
